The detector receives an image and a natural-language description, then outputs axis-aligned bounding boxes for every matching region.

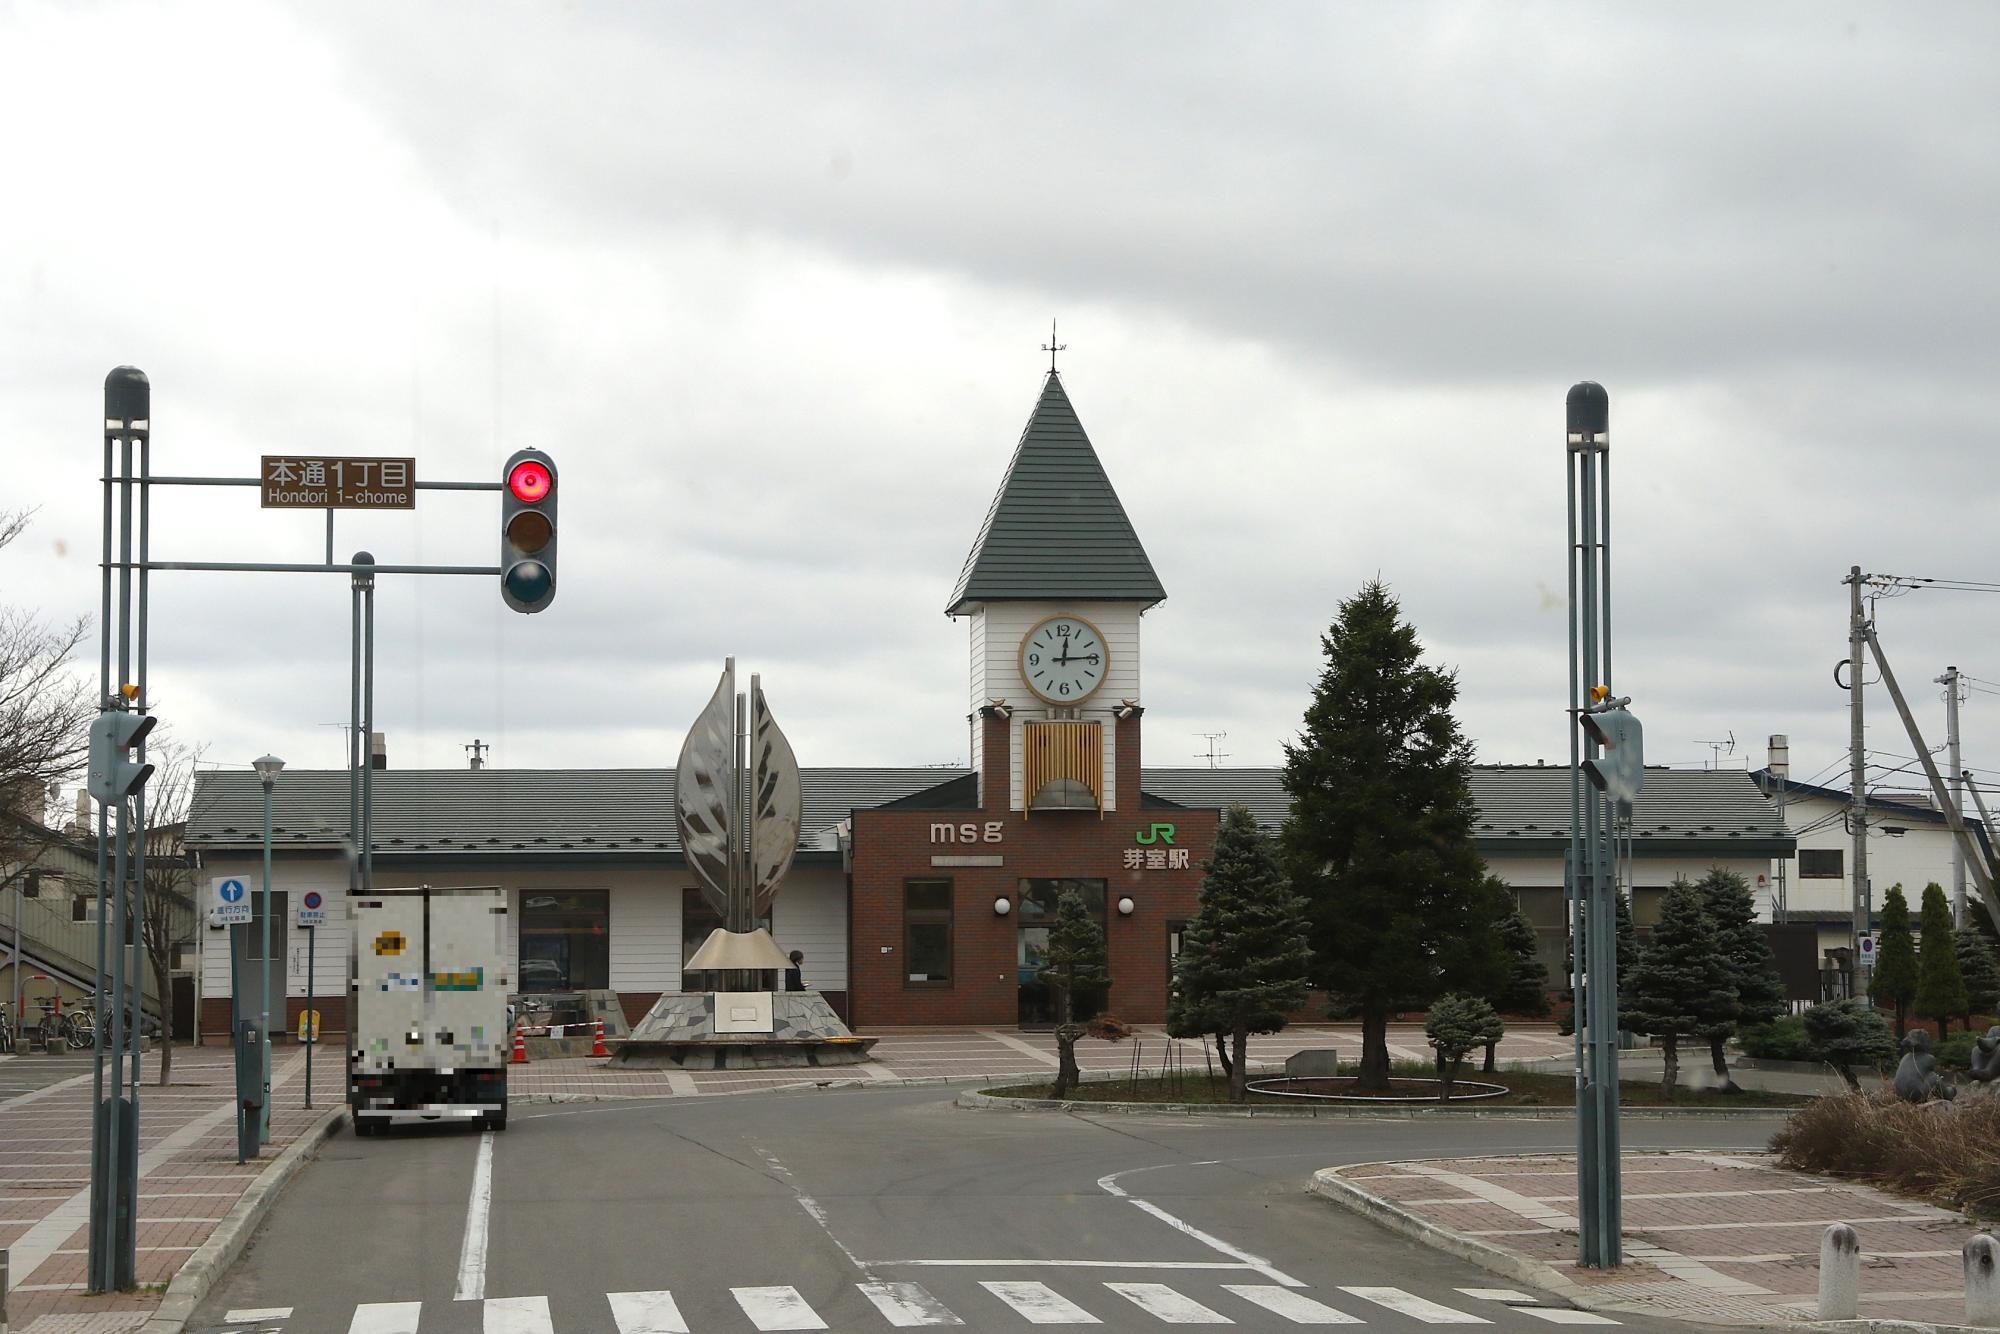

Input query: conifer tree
[1956,926,2000,1029]
[1425,994,1502,1101]
[1040,889,1108,1098]
[1622,881,1735,1095]
[1916,882,1970,1036]
[1281,581,1506,1091]
[1486,905,1549,1072]
[1167,805,1311,1101]
[1694,867,1787,1090]
[1801,997,1896,1091]
[1869,884,1918,1038]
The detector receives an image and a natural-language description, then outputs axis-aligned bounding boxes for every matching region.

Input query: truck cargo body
[349,886,509,1133]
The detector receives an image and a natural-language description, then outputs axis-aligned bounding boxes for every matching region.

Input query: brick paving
[0,1045,341,1333]
[1328,1151,1984,1327]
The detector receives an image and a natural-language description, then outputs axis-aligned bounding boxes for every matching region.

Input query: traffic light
[87,709,156,804]
[500,448,557,613]
[1579,705,1645,804]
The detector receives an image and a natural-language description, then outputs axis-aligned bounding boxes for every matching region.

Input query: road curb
[142,1104,347,1334]
[956,1089,1794,1119]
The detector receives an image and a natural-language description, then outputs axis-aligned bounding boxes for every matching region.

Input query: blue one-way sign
[211,876,252,925]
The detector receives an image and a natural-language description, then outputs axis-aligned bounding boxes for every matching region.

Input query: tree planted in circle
[1166,804,1311,1102]
[1694,867,1787,1092]
[1916,882,1970,1037]
[1622,880,1735,1095]
[1039,888,1108,1099]
[1425,993,1503,1102]
[1870,884,1919,1039]
[1280,580,1508,1093]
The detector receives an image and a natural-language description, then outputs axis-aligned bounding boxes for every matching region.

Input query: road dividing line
[484,1295,552,1334]
[1106,1282,1232,1323]
[348,1302,423,1334]
[609,1291,690,1334]
[981,1281,1102,1324]
[732,1286,829,1330]
[1221,1286,1363,1323]
[858,1281,964,1326]
[454,1130,497,1301]
[1340,1287,1491,1324]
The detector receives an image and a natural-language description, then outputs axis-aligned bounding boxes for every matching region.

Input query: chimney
[1767,734,1789,781]
[71,789,90,835]
[371,732,387,770]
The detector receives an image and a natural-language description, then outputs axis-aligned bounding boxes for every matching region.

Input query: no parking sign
[296,890,327,928]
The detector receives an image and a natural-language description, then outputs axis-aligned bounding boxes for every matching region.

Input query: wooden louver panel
[1023,721,1103,815]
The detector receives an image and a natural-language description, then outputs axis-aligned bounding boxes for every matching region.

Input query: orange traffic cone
[511,1026,529,1064]
[591,1017,609,1058]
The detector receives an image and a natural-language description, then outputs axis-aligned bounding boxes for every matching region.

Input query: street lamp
[254,755,283,1143]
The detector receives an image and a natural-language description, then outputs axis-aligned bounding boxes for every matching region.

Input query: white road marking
[797,1195,874,1276]
[453,1131,497,1301]
[483,1295,552,1334]
[875,1259,1253,1271]
[224,1310,294,1323]
[1457,1289,1539,1304]
[608,1290,690,1334]
[1106,1282,1232,1323]
[1222,1286,1363,1323]
[347,1302,423,1334]
[1519,1310,1619,1325]
[982,1281,1103,1324]
[1340,1288,1490,1323]
[1096,1164,1303,1287]
[858,1281,964,1326]
[733,1286,829,1330]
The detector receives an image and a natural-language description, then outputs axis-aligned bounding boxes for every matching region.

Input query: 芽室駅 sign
[261,456,415,510]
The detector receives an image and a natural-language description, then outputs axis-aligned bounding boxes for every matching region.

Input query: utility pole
[1846,568,1870,1001]
[1767,734,1790,923]
[1939,666,1965,926]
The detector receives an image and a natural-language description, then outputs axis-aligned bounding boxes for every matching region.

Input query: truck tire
[351,1115,375,1138]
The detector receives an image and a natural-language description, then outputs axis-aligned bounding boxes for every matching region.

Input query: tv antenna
[1195,732,1229,769]
[1704,730,1736,770]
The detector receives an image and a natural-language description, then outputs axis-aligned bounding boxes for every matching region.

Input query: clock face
[1019,615,1109,704]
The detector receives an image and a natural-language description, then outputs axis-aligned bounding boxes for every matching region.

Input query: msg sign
[261,456,415,510]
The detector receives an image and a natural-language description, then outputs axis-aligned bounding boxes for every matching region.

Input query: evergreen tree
[1956,926,2000,1028]
[1559,889,1640,1037]
[1916,882,1970,1036]
[1486,903,1549,1072]
[1039,889,1108,1098]
[1801,997,1897,1091]
[1622,881,1735,1095]
[1694,867,1787,1090]
[1281,581,1507,1092]
[1167,805,1312,1101]
[1425,994,1502,1101]
[1869,884,1918,1038]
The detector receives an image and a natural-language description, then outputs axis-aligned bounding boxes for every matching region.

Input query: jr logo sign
[1134,822,1177,846]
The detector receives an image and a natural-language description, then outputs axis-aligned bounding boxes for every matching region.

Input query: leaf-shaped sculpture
[749,679,802,915]
[675,664,737,918]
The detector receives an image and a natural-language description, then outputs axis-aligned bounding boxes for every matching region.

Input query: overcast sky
[5,2,1999,803]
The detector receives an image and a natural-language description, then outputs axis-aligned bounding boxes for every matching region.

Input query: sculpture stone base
[608,991,877,1069]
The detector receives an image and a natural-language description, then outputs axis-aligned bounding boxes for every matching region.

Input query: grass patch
[987,1061,1809,1108]
[1773,1091,2000,1216]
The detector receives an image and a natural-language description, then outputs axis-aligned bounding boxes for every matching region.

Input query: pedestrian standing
[785,950,806,992]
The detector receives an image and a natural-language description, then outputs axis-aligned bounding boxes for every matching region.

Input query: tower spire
[1041,319,1066,374]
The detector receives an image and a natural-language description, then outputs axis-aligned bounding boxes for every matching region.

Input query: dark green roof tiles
[946,373,1166,615]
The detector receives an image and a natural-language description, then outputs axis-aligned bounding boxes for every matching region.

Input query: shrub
[1772,1092,2000,1215]
[1738,1015,1815,1062]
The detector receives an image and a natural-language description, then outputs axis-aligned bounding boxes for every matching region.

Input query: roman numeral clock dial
[1019,614,1109,704]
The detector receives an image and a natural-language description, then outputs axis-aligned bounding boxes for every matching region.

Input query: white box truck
[349,885,510,1133]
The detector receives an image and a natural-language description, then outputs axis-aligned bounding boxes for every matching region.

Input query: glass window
[1800,849,1843,878]
[1018,878,1106,922]
[519,890,608,992]
[905,878,953,987]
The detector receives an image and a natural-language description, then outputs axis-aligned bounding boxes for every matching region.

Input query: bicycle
[61,1005,96,1051]
[0,1002,14,1054]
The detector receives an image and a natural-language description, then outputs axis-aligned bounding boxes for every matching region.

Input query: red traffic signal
[500,449,558,614]
[508,459,552,504]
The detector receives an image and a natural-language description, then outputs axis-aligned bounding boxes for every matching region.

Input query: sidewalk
[0,1046,341,1334]
[1314,1151,1983,1328]
[507,1021,1583,1099]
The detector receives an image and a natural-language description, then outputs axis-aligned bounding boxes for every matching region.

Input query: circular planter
[1246,1075,1510,1104]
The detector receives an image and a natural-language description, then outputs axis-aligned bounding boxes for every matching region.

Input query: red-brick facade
[849,711,1216,1027]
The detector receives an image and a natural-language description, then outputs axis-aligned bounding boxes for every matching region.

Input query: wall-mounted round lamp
[994,896,1012,916]
[1117,897,1135,916]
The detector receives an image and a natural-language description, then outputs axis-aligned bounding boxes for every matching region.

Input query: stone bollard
[1820,1223,1860,1320]
[1966,1233,2000,1326]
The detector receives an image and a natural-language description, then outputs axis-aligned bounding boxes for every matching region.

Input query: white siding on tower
[968,601,1141,813]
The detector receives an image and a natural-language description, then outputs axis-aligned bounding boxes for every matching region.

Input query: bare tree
[0,508,94,800]
[140,742,205,1085]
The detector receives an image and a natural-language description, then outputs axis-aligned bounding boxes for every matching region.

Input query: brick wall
[850,711,1217,1027]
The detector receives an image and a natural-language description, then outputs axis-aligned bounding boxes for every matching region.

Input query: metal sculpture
[1970,1027,2000,1086]
[1893,1029,1958,1103]
[674,658,802,933]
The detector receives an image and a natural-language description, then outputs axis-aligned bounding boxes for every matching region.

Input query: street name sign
[296,890,327,928]
[260,456,416,509]
[210,875,251,925]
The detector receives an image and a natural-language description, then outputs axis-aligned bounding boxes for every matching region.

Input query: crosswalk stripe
[1340,1287,1490,1324]
[1456,1290,1538,1304]
[484,1295,552,1334]
[732,1286,829,1331]
[1518,1310,1618,1325]
[1106,1283,1232,1324]
[1221,1286,1363,1324]
[224,1310,294,1324]
[608,1290,691,1334]
[981,1281,1102,1324]
[858,1282,964,1326]
[348,1302,422,1334]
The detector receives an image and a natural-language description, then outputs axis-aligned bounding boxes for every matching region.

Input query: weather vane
[1042,318,1067,373]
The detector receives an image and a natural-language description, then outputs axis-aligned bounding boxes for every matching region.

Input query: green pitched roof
[946,373,1166,615]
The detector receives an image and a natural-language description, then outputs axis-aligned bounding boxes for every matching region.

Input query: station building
[186,372,1795,1038]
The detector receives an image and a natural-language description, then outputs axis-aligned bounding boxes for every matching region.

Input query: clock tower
[947,372,1166,813]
